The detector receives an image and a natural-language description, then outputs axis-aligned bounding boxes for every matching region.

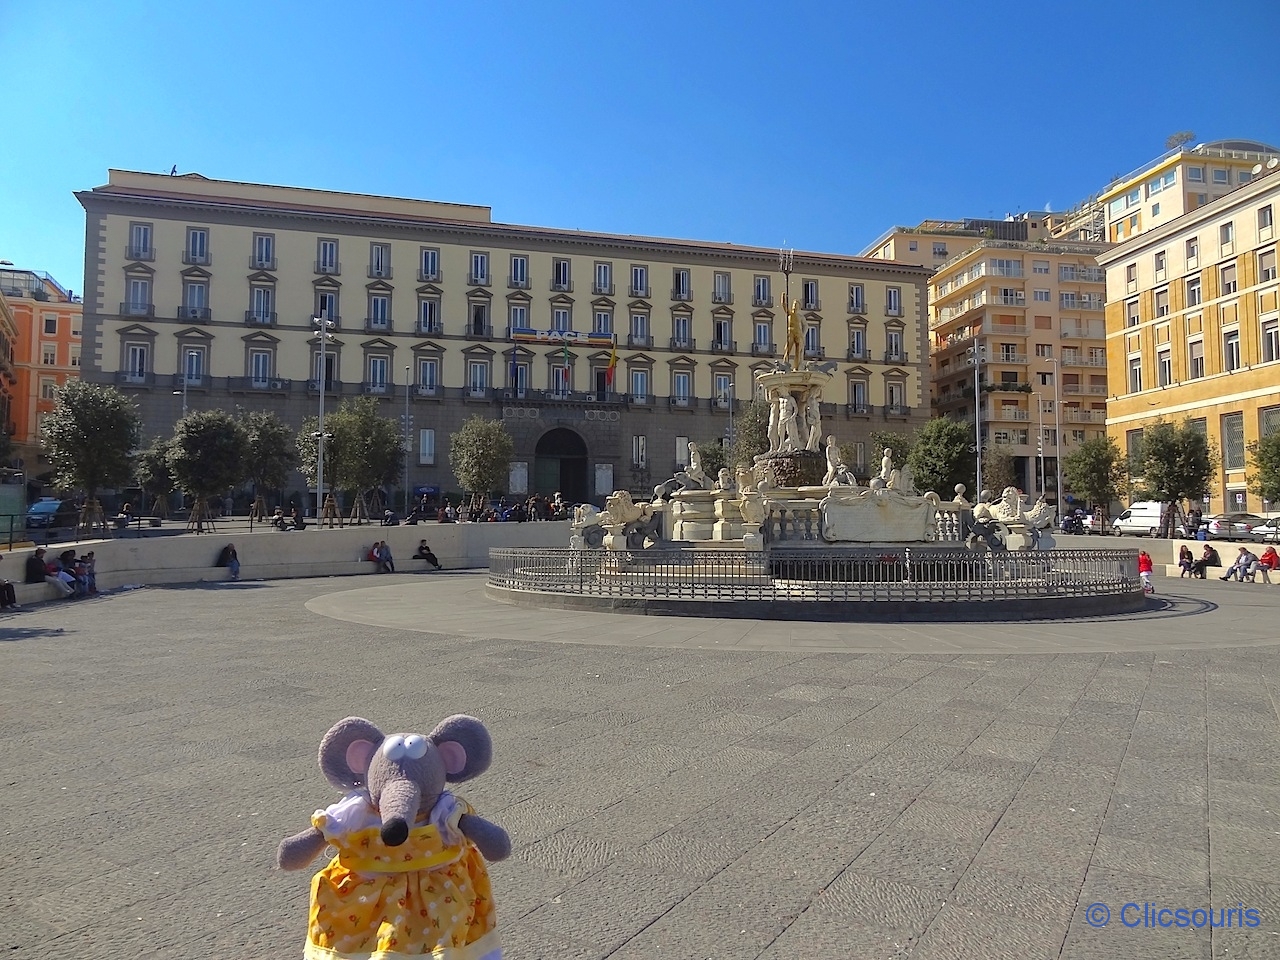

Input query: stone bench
[12,581,68,604]
[1162,563,1278,583]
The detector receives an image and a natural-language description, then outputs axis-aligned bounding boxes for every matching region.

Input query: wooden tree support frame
[348,493,371,526]
[79,498,108,538]
[150,495,169,519]
[250,495,268,522]
[321,493,341,528]
[187,496,218,534]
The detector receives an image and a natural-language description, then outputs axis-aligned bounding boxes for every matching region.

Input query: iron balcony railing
[182,251,211,266]
[711,339,736,353]
[488,547,1141,605]
[175,306,211,321]
[753,342,777,356]
[120,301,154,317]
[126,245,154,261]
[669,337,695,350]
[245,311,277,326]
[250,256,278,271]
[315,261,341,275]
[627,334,652,348]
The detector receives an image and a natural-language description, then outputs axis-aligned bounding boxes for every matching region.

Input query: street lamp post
[172,348,196,417]
[1032,391,1046,494]
[968,342,986,494]
[312,316,335,516]
[402,364,411,517]
[1047,356,1062,506]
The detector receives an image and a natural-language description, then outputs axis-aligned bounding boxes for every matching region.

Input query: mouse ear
[318,717,384,789]
[428,715,492,782]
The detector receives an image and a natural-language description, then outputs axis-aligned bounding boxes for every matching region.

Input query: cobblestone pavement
[3,573,1279,959]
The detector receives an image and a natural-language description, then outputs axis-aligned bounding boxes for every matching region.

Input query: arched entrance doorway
[534,428,588,504]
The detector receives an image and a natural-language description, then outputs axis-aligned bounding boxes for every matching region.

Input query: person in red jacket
[1138,550,1154,593]
[1257,545,1278,584]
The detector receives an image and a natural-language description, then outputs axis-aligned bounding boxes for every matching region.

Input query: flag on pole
[509,348,518,388]
[605,340,618,388]
[563,339,570,370]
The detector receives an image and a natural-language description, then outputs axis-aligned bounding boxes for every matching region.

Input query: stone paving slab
[1,572,1278,959]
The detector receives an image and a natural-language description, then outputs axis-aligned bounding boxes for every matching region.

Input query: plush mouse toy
[277,715,511,960]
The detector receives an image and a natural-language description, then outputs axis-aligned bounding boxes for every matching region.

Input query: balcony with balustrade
[1065,408,1106,423]
[753,342,776,357]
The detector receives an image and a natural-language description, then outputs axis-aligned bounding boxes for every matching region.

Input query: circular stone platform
[486,546,1145,622]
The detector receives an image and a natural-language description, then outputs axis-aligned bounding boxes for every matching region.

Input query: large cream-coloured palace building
[1098,162,1280,515]
[76,170,930,503]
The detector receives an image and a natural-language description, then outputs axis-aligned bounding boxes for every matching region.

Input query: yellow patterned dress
[303,791,501,960]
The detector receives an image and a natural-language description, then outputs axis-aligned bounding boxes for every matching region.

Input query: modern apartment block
[1053,139,1280,245]
[0,269,82,476]
[1098,164,1280,515]
[76,170,930,503]
[929,239,1112,502]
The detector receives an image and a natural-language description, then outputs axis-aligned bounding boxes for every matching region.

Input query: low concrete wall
[5,521,571,598]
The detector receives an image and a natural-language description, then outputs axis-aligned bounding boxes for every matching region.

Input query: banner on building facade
[509,328,615,347]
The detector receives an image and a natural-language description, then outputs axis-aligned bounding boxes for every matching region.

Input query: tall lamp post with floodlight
[312,316,335,516]
[1032,391,1047,495]
[172,348,198,417]
[402,364,412,516]
[1046,356,1062,507]
[967,342,987,494]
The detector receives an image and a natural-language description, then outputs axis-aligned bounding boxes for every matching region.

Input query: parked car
[1111,501,1169,537]
[1199,512,1264,541]
[1248,517,1280,543]
[25,498,79,529]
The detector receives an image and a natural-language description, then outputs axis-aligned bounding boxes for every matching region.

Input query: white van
[1111,501,1168,537]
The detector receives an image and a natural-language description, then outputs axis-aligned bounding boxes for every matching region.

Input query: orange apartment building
[0,269,82,475]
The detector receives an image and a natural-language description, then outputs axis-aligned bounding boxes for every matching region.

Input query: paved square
[3,571,1279,959]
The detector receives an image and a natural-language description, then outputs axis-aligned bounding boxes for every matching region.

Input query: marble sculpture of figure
[804,389,823,452]
[778,394,804,452]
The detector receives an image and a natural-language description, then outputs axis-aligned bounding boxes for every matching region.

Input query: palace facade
[76,170,930,504]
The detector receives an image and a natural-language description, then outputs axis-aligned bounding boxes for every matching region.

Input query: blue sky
[2,0,1278,294]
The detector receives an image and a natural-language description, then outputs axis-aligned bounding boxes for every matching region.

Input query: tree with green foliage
[1130,418,1217,535]
[1247,431,1280,506]
[1062,435,1128,517]
[1164,130,1196,151]
[870,427,919,467]
[297,414,343,502]
[696,439,728,480]
[982,443,1019,495]
[41,380,142,501]
[136,438,177,513]
[328,398,403,511]
[449,416,514,503]
[906,417,975,497]
[167,410,248,505]
[728,398,771,470]
[242,410,298,500]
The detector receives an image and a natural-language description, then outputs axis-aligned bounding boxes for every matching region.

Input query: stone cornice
[75,188,930,279]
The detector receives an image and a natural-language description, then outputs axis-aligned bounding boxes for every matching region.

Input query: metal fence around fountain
[488,547,1141,604]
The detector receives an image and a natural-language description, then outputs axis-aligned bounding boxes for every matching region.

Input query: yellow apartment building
[0,268,83,479]
[1054,139,1280,245]
[1098,164,1280,515]
[864,215,1055,269]
[0,290,16,460]
[76,170,931,504]
[929,238,1112,503]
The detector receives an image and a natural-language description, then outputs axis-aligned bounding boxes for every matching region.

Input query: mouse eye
[404,735,428,759]
[382,735,407,761]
